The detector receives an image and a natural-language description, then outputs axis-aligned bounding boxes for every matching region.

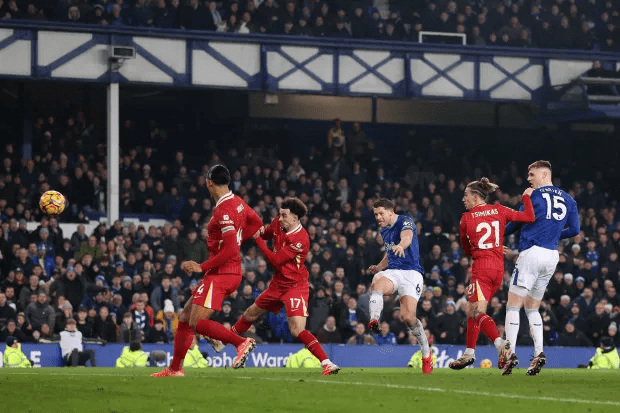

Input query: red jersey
[202,192,263,275]
[459,195,534,269]
[255,216,309,287]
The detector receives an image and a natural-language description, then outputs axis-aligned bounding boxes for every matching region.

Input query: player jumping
[502,160,579,376]
[367,198,433,374]
[449,178,535,371]
[229,197,341,375]
[152,164,263,377]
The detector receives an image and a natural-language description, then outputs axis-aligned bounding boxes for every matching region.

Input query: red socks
[298,330,328,362]
[231,316,252,336]
[466,317,480,349]
[170,321,194,371]
[476,313,500,342]
[195,319,245,347]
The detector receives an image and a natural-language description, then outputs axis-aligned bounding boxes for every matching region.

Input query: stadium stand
[0,109,619,351]
[0,0,617,50]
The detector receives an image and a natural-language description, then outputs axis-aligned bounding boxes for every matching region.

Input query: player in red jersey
[230,197,341,375]
[449,178,535,370]
[152,165,263,377]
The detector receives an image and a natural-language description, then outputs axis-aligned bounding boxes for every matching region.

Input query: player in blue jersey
[367,198,432,374]
[502,161,580,376]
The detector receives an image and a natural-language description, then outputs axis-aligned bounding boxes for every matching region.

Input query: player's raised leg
[400,295,432,374]
[151,298,194,377]
[368,273,393,334]
[191,277,254,369]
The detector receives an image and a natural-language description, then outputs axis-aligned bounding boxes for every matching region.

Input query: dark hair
[528,160,552,172]
[129,341,142,352]
[467,177,499,199]
[207,164,231,185]
[372,198,394,210]
[282,197,308,218]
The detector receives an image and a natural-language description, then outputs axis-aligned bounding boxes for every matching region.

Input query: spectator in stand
[316,315,343,344]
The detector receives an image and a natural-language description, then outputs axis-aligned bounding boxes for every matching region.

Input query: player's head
[280,197,307,232]
[527,160,552,188]
[463,177,498,210]
[372,198,395,228]
[206,164,231,188]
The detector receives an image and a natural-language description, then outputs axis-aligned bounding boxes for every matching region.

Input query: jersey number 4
[476,221,500,249]
[541,193,567,220]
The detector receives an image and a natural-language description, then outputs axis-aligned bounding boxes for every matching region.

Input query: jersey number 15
[476,221,500,249]
[541,193,567,221]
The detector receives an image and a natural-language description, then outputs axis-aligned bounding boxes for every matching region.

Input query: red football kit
[460,195,534,302]
[254,217,311,317]
[192,192,263,311]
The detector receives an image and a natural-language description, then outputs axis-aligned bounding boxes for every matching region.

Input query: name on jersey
[539,187,563,196]
[470,209,498,218]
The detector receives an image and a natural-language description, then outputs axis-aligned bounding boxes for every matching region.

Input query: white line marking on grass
[235,376,620,407]
[6,370,619,407]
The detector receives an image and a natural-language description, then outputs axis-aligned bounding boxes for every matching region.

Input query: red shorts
[466,268,503,302]
[254,282,309,317]
[192,274,242,311]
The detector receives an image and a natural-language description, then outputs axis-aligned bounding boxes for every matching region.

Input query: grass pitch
[2,368,618,413]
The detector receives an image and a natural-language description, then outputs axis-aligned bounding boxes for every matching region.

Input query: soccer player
[152,164,263,377]
[230,197,341,375]
[502,160,579,376]
[366,198,433,374]
[449,178,535,370]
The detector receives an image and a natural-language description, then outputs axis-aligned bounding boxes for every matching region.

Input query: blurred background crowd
[0,108,619,351]
[3,0,620,50]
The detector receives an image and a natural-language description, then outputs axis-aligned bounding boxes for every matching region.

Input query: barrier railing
[1,20,619,102]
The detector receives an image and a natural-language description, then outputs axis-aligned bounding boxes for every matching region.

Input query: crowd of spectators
[2,0,620,51]
[0,111,619,352]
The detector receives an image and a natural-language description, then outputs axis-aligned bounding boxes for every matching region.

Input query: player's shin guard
[525,308,544,356]
[369,290,384,321]
[476,313,500,342]
[466,317,480,352]
[169,321,194,371]
[297,330,328,362]
[505,306,520,353]
[195,319,245,347]
[231,316,252,336]
[410,319,430,357]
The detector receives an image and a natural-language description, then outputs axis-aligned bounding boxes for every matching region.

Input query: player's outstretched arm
[394,229,413,257]
[505,193,535,224]
[199,231,240,272]
[369,253,388,274]
[254,237,296,266]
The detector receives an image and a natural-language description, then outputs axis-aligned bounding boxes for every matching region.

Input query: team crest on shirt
[290,242,303,251]
[237,205,244,213]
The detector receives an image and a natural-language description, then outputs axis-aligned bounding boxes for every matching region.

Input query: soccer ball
[39,190,66,215]
[480,359,492,369]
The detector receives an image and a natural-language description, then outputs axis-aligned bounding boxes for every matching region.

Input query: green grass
[2,368,618,413]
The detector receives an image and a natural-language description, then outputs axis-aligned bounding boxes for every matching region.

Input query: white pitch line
[235,376,620,407]
[5,371,619,407]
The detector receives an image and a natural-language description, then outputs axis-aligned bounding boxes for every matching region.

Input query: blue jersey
[379,215,424,273]
[506,185,580,251]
